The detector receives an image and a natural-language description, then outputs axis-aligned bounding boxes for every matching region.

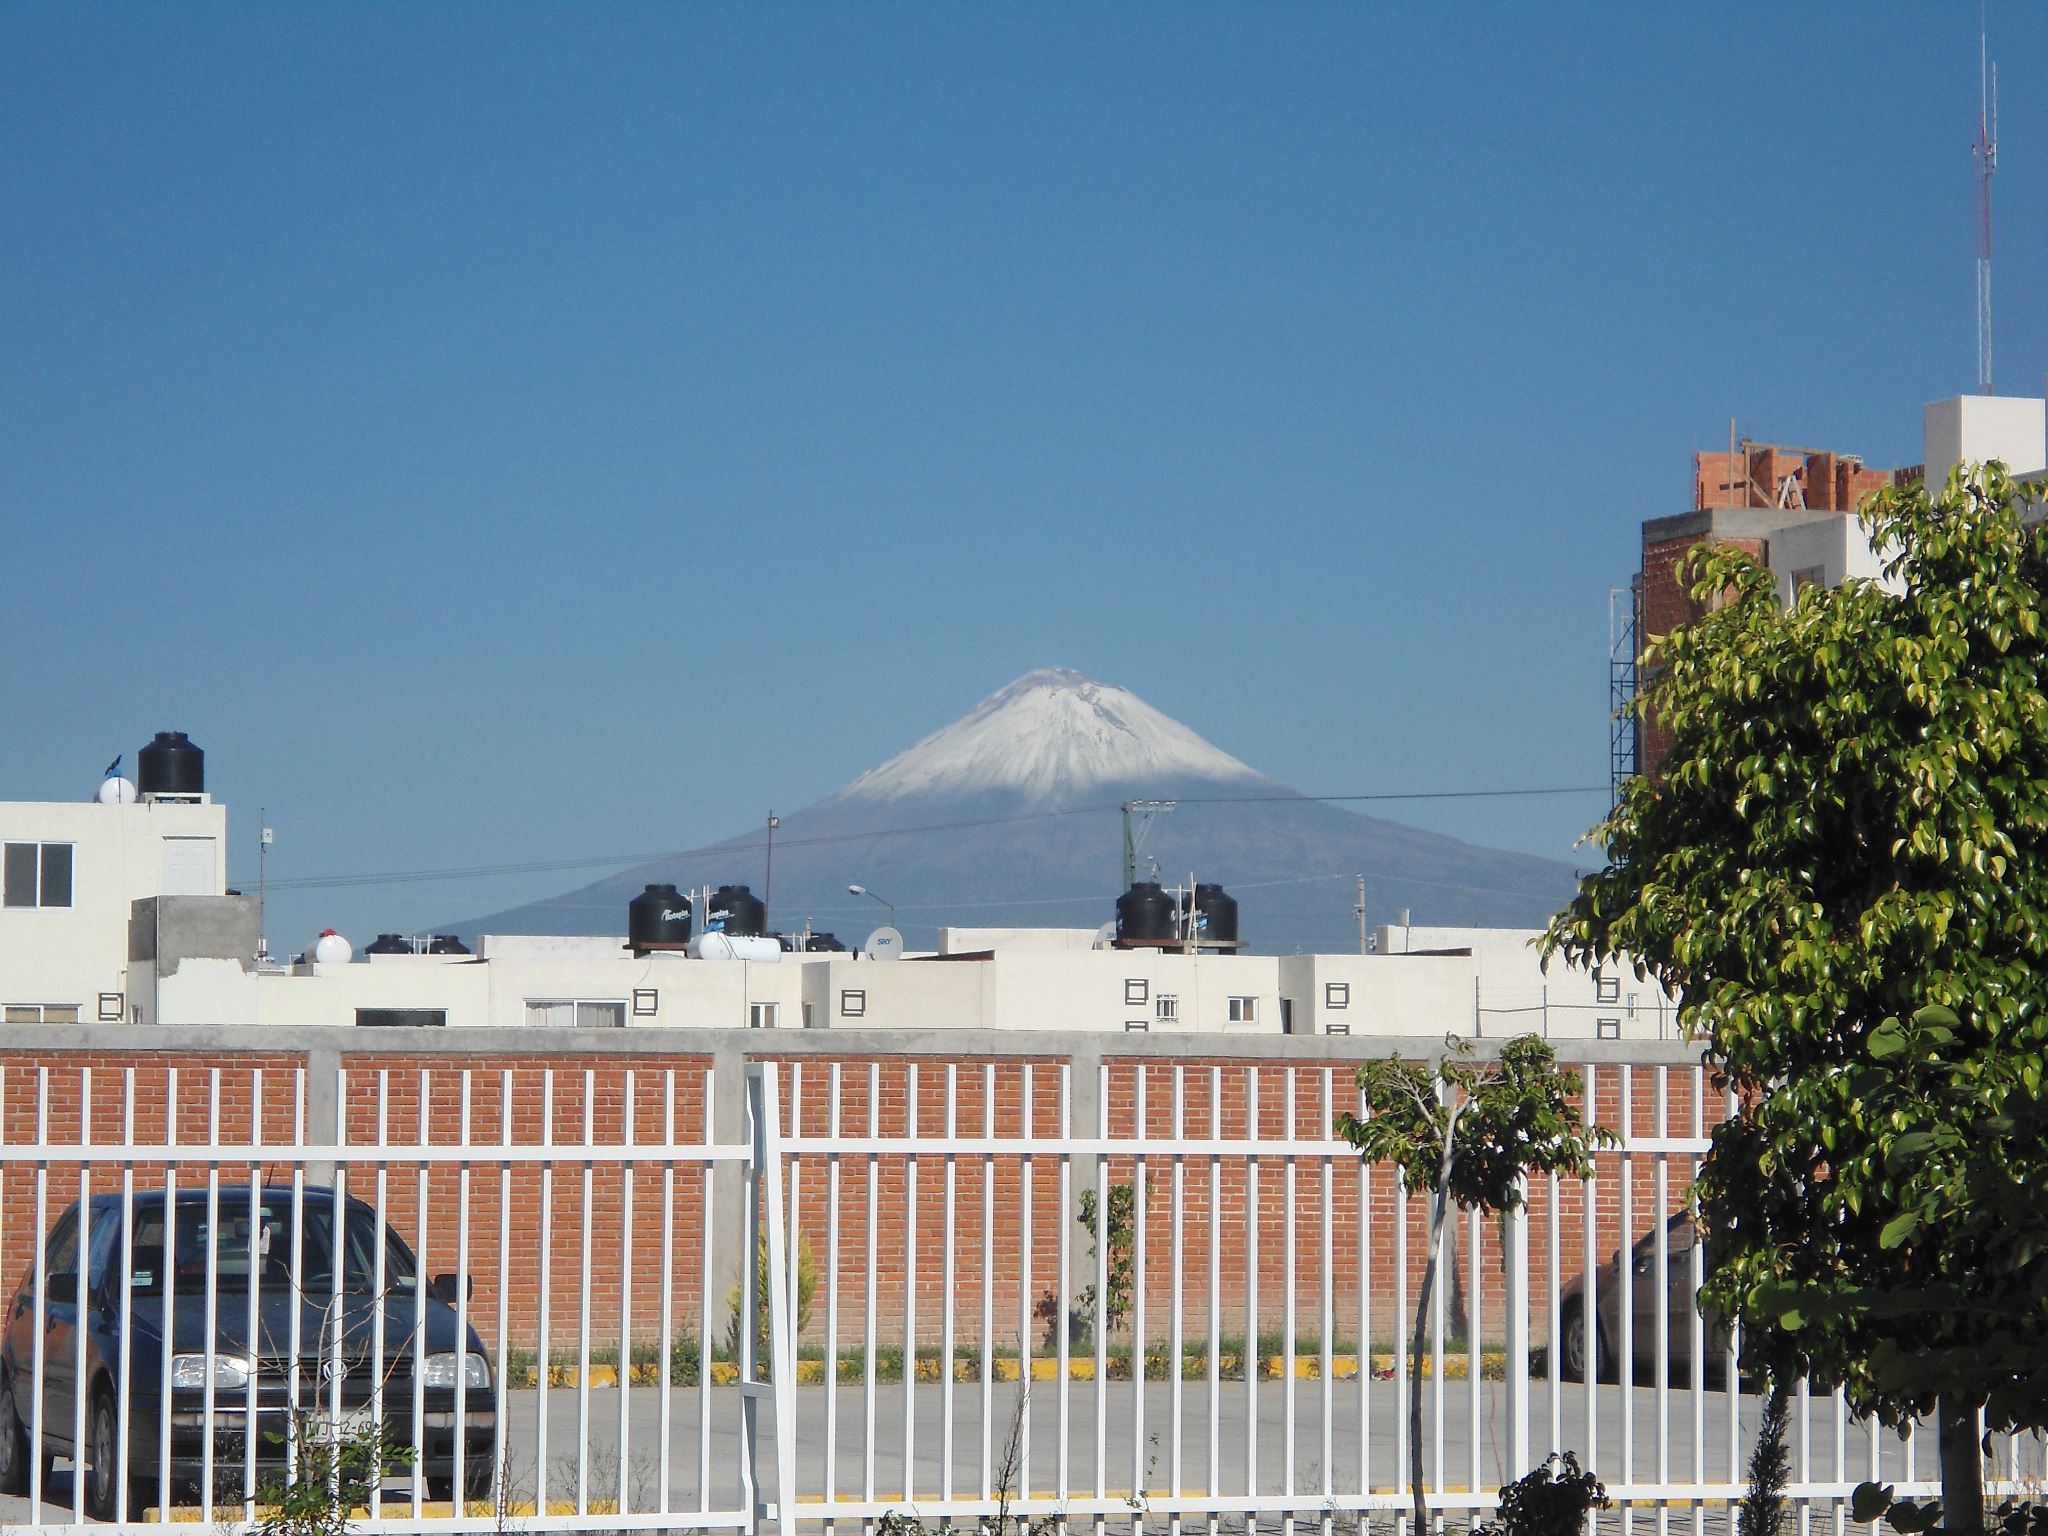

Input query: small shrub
[1475,1452,1610,1536]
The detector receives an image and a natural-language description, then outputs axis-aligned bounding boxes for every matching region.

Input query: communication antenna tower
[1975,9,1997,394]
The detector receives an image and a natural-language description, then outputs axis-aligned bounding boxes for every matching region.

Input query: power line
[242,784,1607,894]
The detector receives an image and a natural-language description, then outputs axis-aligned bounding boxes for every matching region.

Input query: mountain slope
[450,669,1583,952]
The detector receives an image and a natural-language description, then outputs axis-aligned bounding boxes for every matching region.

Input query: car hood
[115,1290,481,1362]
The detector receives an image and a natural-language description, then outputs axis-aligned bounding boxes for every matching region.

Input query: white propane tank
[687,932,783,963]
[312,929,354,965]
[95,776,138,805]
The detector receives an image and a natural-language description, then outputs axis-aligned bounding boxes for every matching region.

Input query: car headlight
[171,1353,252,1390]
[421,1352,490,1390]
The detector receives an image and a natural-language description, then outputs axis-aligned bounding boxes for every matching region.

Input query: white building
[4,752,1655,1039]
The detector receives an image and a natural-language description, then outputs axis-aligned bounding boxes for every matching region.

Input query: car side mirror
[45,1273,77,1306]
[428,1273,471,1304]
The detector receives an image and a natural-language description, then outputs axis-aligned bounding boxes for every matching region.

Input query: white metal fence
[0,1054,2039,1535]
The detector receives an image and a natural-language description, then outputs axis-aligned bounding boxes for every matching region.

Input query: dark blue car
[0,1185,495,1518]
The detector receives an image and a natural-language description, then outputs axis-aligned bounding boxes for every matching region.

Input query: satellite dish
[863,926,903,962]
[1092,921,1117,950]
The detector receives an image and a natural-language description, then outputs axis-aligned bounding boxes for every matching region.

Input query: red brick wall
[0,1047,1723,1362]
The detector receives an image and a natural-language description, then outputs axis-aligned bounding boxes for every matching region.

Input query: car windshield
[108,1198,418,1297]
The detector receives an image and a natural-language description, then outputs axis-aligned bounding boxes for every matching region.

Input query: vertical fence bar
[496,1070,512,1515]
[752,1063,798,1536]
[1620,1063,1635,1536]
[1582,1062,1599,1484]
[576,1070,595,1515]
[456,1071,474,1515]
[242,1068,261,1517]
[287,1070,307,1500]
[1655,1066,1671,1536]
[1093,1062,1109,1536]
[1247,1066,1262,1534]
[904,1063,919,1505]
[1131,1063,1148,1534]
[1283,1069,1297,1536]
[201,1070,221,1526]
[1019,1062,1036,1499]
[979,1063,994,1503]
[1507,1172,1530,1483]
[1169,1064,1185,1536]
[1057,1060,1073,1515]
[619,1070,637,1515]
[369,1071,389,1518]
[862,1063,878,1517]
[660,1069,677,1516]
[1358,1072,1372,1513]
[118,1068,137,1525]
[24,1070,42,1518]
[1208,1065,1223,1534]
[1320,1067,1335,1533]
[942,1064,958,1504]
[825,1063,842,1526]
[537,1069,555,1514]
[1465,1202,1480,1517]
[701,1064,718,1518]
[74,1069,92,1525]
[413,1068,431,1520]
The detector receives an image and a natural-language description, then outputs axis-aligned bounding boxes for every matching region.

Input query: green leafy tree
[1336,1034,1612,1535]
[1544,465,2048,1531]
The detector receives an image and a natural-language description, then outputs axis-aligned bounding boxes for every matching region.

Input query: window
[1124,1018,1150,1033]
[1228,996,1258,1024]
[1323,982,1349,1010]
[355,1008,448,1027]
[1596,1017,1622,1040]
[1154,994,1179,1022]
[524,999,625,1028]
[748,1002,779,1029]
[632,988,660,1017]
[4,1004,80,1024]
[1594,970,1620,1003]
[839,989,866,1019]
[97,992,124,1022]
[1123,979,1148,1005]
[1792,565,1827,594]
[3,842,73,909]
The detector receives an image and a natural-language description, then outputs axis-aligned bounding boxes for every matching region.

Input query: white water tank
[95,776,138,805]
[312,930,354,965]
[688,932,783,963]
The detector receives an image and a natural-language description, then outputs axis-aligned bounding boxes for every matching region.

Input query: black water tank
[805,932,846,953]
[707,885,767,936]
[137,731,204,796]
[1115,882,1179,946]
[365,933,412,956]
[1187,883,1240,946]
[629,884,693,953]
[428,934,471,956]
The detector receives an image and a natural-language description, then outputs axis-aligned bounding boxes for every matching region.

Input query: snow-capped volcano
[834,668,1263,807]
[451,668,1582,950]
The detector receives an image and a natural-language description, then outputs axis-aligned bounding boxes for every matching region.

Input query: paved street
[8,1379,2040,1526]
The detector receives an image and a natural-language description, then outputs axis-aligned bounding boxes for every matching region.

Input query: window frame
[1227,995,1258,1024]
[3,842,73,910]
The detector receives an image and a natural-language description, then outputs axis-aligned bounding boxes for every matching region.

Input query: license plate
[334,1407,380,1439]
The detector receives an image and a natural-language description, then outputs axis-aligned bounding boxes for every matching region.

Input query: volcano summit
[453,669,1581,952]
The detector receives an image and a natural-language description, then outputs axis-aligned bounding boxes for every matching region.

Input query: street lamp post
[764,812,780,921]
[847,883,896,926]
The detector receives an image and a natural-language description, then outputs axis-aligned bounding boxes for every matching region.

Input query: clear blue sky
[6,4,2044,949]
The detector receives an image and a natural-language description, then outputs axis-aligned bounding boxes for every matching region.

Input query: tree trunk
[1408,1101,1464,1536]
[1939,1397,1986,1534]
[1410,1191,1448,1536]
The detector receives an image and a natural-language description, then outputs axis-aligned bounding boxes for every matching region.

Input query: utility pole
[258,809,273,960]
[1975,9,1998,393]
[1120,800,1176,888]
[1354,874,1367,955]
[763,811,780,922]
